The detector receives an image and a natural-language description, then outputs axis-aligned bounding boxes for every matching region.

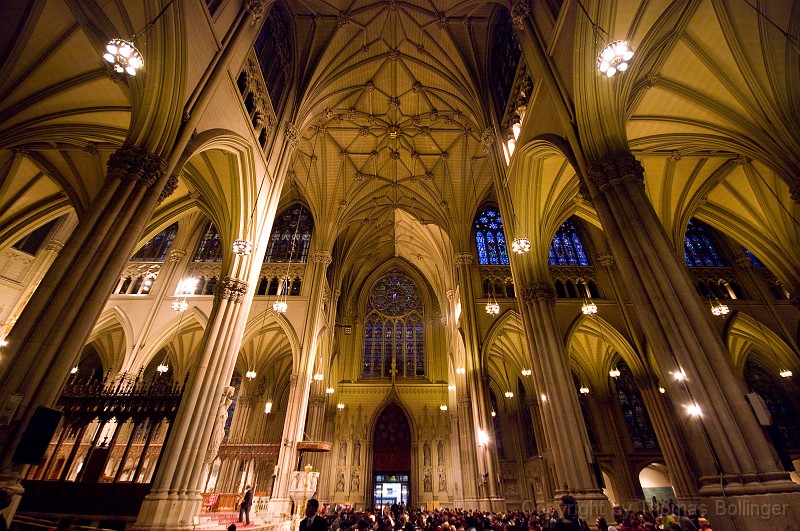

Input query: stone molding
[106,145,167,188]
[480,128,496,153]
[521,280,556,303]
[214,276,249,303]
[285,123,300,150]
[313,250,333,266]
[732,254,752,268]
[586,151,644,192]
[245,0,267,22]
[453,252,474,266]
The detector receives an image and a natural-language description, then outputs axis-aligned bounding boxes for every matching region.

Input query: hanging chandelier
[710,298,729,317]
[337,402,345,410]
[265,400,273,414]
[313,373,324,381]
[246,369,257,379]
[779,369,793,378]
[485,300,500,315]
[579,386,590,394]
[156,360,170,374]
[439,404,448,411]
[609,368,620,378]
[597,40,634,77]
[171,299,188,312]
[232,239,252,256]
[504,390,514,398]
[511,237,531,254]
[521,369,532,376]
[103,39,143,76]
[326,386,335,394]
[272,299,288,313]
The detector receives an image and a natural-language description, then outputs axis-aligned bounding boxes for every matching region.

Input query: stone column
[453,251,503,510]
[133,277,250,530]
[518,280,609,515]
[267,251,332,520]
[0,145,177,482]
[301,393,326,471]
[584,151,800,525]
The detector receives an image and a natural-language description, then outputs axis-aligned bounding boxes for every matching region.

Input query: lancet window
[474,207,510,266]
[684,220,726,267]
[193,222,223,262]
[613,361,658,450]
[265,204,313,263]
[362,268,425,378]
[548,219,590,266]
[131,223,178,262]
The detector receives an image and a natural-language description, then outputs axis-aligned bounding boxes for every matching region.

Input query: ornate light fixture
[171,299,188,312]
[659,386,666,394]
[511,114,522,141]
[672,368,687,381]
[511,237,531,254]
[521,369,532,376]
[70,366,78,374]
[313,373,324,381]
[710,297,729,317]
[439,404,448,411]
[272,299,288,313]
[609,367,620,378]
[579,386,590,394]
[485,286,500,316]
[491,410,496,417]
[540,394,547,402]
[780,369,793,378]
[337,401,345,410]
[448,385,456,391]
[597,41,634,77]
[326,386,335,394]
[246,369,257,380]
[232,239,252,257]
[264,400,273,414]
[156,360,170,374]
[581,300,598,315]
[456,367,465,375]
[103,39,143,76]
[504,390,514,398]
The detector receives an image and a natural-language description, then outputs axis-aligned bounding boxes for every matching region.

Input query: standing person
[239,485,253,526]
[554,496,589,531]
[300,499,329,531]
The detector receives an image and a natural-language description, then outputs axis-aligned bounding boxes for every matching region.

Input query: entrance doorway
[372,402,412,510]
[373,473,409,508]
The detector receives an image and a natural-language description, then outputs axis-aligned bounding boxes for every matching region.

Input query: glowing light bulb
[504,391,514,398]
[439,404,448,411]
[456,367,465,375]
[337,402,345,410]
[580,386,590,394]
[780,369,793,378]
[265,400,273,414]
[609,368,620,378]
[313,373,324,381]
[246,370,256,379]
[684,403,702,416]
[326,387,335,394]
[448,385,456,391]
[232,239,252,256]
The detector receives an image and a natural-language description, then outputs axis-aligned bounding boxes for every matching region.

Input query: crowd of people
[310,496,713,531]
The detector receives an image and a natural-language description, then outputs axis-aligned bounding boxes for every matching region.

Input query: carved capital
[576,177,592,203]
[45,239,64,253]
[289,372,299,387]
[511,0,529,30]
[244,0,267,23]
[169,249,187,263]
[732,254,753,268]
[313,250,333,266]
[309,395,326,407]
[107,145,167,188]
[158,173,180,203]
[521,281,556,303]
[586,151,644,192]
[285,123,300,150]
[453,252,474,266]
[214,276,249,303]
[595,253,614,267]
[480,128,496,153]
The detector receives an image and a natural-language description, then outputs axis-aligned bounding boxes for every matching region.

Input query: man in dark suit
[238,485,253,526]
[299,499,328,531]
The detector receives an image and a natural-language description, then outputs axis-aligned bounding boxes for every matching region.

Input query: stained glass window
[490,7,522,121]
[131,223,178,262]
[574,374,599,448]
[474,207,510,265]
[266,204,313,263]
[193,222,223,262]
[490,390,505,459]
[362,268,425,378]
[743,248,764,268]
[548,219,590,266]
[744,360,800,449]
[517,380,538,456]
[613,361,658,450]
[684,220,726,267]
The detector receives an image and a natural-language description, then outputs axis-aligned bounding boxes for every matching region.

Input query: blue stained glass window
[266,204,314,263]
[548,219,590,266]
[684,220,726,267]
[193,222,223,262]
[743,248,763,268]
[614,361,658,450]
[362,268,425,378]
[474,207,510,265]
[132,223,178,262]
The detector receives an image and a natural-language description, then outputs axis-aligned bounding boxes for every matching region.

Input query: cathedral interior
[1,0,800,530]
